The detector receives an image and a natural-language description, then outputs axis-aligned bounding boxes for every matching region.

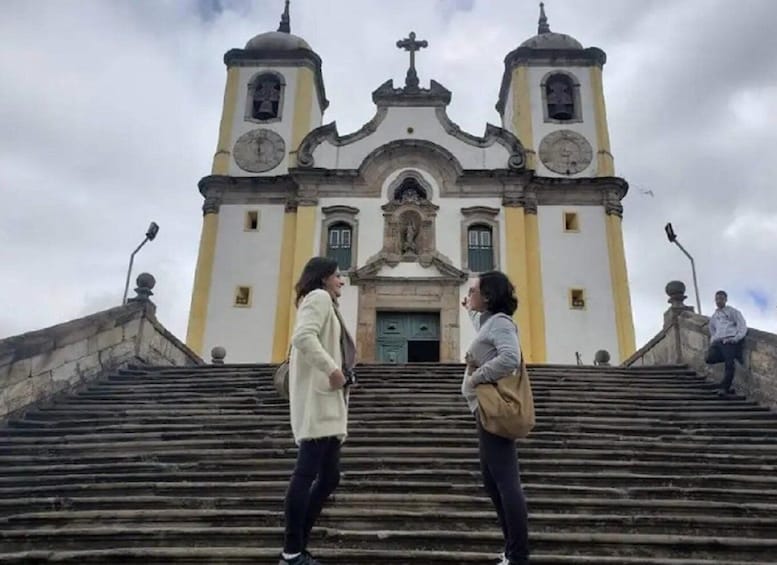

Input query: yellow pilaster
[287,205,318,343]
[590,66,615,177]
[524,211,546,363]
[512,66,536,170]
[212,66,241,174]
[271,209,298,362]
[186,66,240,354]
[504,206,533,361]
[605,213,636,361]
[289,67,315,163]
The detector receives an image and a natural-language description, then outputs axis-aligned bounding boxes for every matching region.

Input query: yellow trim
[212,66,241,174]
[504,206,533,361]
[271,210,298,362]
[605,213,636,361]
[186,213,219,354]
[186,66,240,354]
[511,66,536,169]
[286,205,318,344]
[524,213,546,362]
[590,66,615,177]
[288,67,315,166]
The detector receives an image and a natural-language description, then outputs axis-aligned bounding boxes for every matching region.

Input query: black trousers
[705,340,744,392]
[283,436,341,554]
[477,417,530,564]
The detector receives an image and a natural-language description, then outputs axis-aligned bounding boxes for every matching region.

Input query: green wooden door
[376,312,440,363]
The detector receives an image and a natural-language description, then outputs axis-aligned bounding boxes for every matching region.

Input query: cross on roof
[396,31,428,90]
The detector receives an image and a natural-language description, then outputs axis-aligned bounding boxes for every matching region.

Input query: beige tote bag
[476,357,535,439]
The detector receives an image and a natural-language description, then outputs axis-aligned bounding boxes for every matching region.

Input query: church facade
[186,3,636,365]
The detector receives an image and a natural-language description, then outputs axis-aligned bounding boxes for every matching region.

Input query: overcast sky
[2,0,776,355]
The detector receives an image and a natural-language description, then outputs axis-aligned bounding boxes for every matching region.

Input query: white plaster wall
[311,106,513,171]
[459,285,479,361]
[204,203,285,362]
[501,82,515,133]
[527,66,600,178]
[337,284,358,339]
[537,205,619,363]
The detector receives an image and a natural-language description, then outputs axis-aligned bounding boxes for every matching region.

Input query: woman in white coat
[279,257,355,565]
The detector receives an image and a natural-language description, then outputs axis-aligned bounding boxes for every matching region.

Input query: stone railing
[625,281,777,411]
[0,274,203,420]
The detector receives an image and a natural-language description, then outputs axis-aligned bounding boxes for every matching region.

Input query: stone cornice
[195,173,628,211]
[223,48,329,111]
[495,46,607,115]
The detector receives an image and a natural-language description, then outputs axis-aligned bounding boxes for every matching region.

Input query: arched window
[545,73,575,121]
[327,222,353,270]
[249,73,283,121]
[467,225,494,273]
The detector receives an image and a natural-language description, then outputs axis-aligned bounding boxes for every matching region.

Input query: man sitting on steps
[705,290,748,397]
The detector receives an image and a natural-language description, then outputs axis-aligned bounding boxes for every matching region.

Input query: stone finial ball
[594,350,611,364]
[211,346,226,360]
[136,272,156,290]
[665,280,686,296]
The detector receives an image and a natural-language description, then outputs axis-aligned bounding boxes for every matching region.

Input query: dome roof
[244,31,311,51]
[520,31,583,50]
[520,3,583,50]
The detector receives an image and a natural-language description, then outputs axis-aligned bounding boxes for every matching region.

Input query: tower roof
[244,1,314,52]
[520,2,583,50]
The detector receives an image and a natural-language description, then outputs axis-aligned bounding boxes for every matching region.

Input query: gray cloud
[1,0,775,352]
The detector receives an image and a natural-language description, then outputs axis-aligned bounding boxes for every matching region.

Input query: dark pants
[477,417,530,564]
[283,436,341,554]
[705,340,744,392]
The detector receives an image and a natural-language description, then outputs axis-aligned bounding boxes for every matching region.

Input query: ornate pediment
[350,250,467,285]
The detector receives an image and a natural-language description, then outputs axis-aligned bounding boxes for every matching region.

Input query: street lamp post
[664,222,702,315]
[122,222,160,305]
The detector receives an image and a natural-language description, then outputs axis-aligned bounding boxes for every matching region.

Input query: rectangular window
[569,288,586,310]
[467,226,494,273]
[329,229,340,247]
[341,229,351,247]
[564,211,580,232]
[235,286,252,307]
[245,210,260,231]
[327,225,353,269]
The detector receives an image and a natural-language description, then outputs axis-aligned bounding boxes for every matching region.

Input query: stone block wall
[0,301,202,420]
[626,300,777,411]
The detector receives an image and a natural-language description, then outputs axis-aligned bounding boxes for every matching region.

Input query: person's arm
[733,308,748,342]
[708,315,718,343]
[291,290,338,377]
[469,318,521,386]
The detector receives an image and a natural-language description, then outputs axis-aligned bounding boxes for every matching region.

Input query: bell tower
[496,2,612,178]
[186,1,328,355]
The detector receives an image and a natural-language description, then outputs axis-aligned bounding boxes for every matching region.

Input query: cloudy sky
[2,0,776,352]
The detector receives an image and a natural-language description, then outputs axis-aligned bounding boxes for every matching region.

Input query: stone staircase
[1,363,777,564]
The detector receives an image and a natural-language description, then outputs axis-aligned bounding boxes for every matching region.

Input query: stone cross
[396,31,428,90]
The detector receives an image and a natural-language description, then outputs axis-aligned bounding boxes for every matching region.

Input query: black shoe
[717,388,733,397]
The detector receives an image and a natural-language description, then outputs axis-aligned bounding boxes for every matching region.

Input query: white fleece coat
[289,289,348,443]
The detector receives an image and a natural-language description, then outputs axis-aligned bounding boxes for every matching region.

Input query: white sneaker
[496,552,509,565]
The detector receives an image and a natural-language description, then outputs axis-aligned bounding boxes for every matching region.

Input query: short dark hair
[715,290,728,298]
[294,256,338,306]
[478,271,518,316]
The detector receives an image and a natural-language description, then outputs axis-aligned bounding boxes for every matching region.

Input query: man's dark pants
[705,340,744,392]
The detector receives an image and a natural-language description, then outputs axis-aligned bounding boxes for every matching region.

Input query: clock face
[538,130,593,175]
[233,128,286,173]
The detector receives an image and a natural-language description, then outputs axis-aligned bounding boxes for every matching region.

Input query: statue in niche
[401,219,418,254]
[394,178,427,204]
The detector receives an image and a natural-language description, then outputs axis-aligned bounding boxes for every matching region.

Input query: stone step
[0,547,769,565]
[3,468,775,492]
[4,508,776,537]
[2,526,777,560]
[2,494,776,518]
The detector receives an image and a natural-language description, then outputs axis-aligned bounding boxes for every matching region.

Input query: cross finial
[278,0,290,33]
[538,2,551,34]
[396,31,428,91]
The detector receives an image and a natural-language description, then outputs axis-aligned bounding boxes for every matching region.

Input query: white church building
[186,2,636,365]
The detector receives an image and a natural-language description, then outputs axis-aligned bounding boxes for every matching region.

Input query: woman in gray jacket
[462,271,529,565]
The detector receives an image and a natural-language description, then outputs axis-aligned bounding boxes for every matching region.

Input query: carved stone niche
[381,179,439,263]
